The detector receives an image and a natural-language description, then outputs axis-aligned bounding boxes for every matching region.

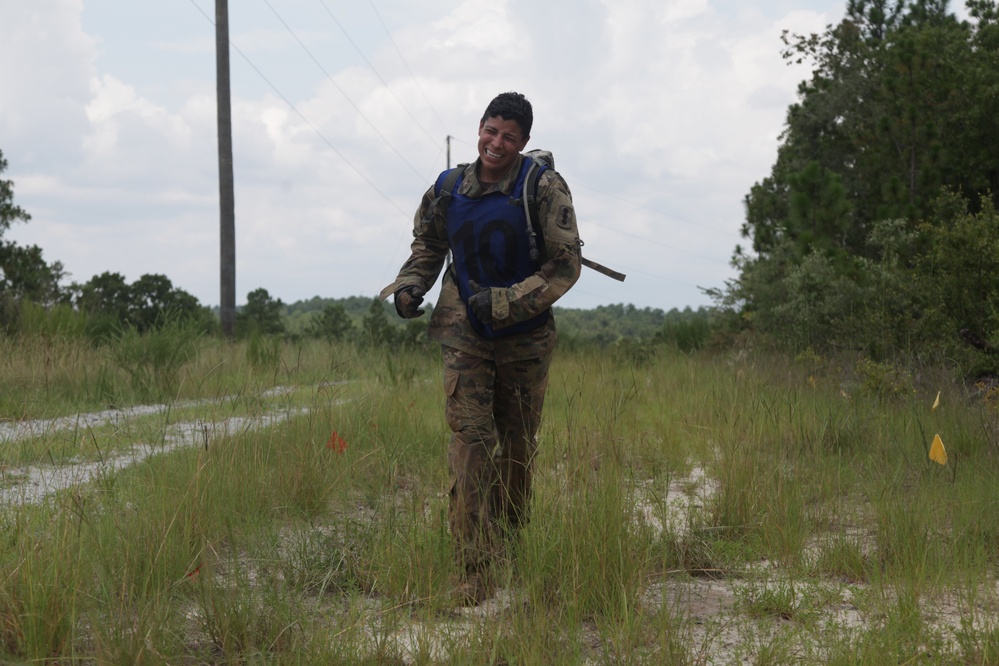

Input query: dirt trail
[0,399,306,504]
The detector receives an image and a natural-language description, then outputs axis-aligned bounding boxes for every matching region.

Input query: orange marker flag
[326,430,347,454]
[929,434,947,465]
[932,391,941,412]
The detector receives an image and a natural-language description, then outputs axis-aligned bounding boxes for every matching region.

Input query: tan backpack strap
[581,256,626,282]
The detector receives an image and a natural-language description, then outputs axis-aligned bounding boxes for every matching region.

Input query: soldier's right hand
[394,285,426,318]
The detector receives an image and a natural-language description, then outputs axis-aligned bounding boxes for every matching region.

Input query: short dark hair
[481,92,533,139]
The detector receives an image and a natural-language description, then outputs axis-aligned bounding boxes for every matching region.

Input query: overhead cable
[262,0,427,184]
[581,221,730,265]
[368,0,452,137]
[187,0,410,217]
[572,180,733,236]
[317,0,444,150]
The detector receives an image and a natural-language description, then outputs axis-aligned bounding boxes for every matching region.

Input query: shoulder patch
[557,206,572,230]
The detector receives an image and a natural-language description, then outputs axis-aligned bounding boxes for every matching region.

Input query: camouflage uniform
[380,154,581,576]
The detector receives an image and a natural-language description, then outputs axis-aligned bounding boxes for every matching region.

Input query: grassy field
[1,328,998,664]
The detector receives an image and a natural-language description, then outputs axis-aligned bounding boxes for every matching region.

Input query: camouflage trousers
[442,345,552,575]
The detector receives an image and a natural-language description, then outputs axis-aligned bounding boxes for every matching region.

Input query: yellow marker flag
[932,391,941,412]
[929,434,947,465]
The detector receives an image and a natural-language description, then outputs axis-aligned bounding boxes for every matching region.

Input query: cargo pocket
[443,367,461,515]
[444,367,461,433]
[444,368,459,398]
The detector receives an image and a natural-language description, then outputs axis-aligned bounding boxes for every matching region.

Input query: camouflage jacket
[379,154,582,361]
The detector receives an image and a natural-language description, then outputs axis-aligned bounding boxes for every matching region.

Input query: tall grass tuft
[521,457,655,625]
[110,317,204,401]
[0,505,84,661]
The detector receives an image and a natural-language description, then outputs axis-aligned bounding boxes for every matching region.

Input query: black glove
[467,287,492,324]
[394,285,426,318]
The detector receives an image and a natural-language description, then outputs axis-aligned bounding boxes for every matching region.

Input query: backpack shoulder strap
[524,160,544,220]
[419,165,467,235]
[438,166,464,198]
[521,156,548,262]
[522,151,552,224]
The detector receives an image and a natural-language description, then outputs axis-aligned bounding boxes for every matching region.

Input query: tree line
[232,291,714,351]
[716,0,999,374]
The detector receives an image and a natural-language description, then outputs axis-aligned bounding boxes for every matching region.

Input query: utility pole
[446,135,452,169]
[216,0,236,338]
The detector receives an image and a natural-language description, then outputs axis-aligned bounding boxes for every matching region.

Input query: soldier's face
[477,116,528,182]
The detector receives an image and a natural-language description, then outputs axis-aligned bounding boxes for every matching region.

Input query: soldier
[380,91,581,605]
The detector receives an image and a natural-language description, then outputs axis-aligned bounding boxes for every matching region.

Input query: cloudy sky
[0,0,973,311]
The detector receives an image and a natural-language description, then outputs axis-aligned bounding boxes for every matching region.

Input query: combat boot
[452,571,494,607]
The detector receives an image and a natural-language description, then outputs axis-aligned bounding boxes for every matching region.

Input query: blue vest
[438,158,550,339]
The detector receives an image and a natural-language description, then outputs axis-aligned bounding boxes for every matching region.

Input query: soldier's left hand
[468,287,492,324]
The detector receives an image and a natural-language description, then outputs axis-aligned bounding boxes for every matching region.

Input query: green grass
[0,333,997,662]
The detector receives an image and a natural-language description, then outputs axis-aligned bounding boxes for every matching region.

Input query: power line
[580,220,730,265]
[261,0,427,184]
[316,0,443,151]
[367,0,451,137]
[624,267,717,291]
[186,0,411,218]
[567,276,713,306]
[572,179,734,236]
[427,136,448,177]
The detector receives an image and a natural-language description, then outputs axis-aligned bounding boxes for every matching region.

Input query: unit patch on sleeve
[557,206,572,230]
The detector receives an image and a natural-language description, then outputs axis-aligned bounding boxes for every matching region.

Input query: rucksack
[427,150,625,282]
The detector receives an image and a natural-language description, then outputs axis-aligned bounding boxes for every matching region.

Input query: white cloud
[84,74,194,166]
[0,0,94,167]
[427,0,521,55]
